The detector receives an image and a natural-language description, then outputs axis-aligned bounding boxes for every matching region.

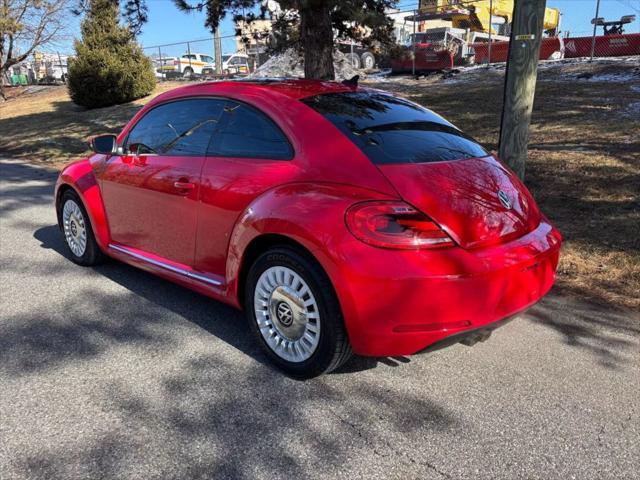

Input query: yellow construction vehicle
[419,0,561,36]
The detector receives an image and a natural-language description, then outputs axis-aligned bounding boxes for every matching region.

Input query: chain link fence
[142,32,268,82]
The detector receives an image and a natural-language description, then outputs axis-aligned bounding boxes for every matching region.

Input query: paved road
[1,158,638,480]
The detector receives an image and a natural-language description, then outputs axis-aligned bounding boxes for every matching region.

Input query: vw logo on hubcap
[276,302,293,326]
[497,190,512,210]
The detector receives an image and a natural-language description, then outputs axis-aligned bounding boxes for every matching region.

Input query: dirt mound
[250,49,361,81]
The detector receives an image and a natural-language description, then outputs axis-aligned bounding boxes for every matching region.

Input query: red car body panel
[378,156,542,249]
[55,80,561,357]
[100,154,204,265]
[57,159,111,250]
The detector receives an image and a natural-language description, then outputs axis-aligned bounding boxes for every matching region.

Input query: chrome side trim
[189,271,225,286]
[109,244,223,286]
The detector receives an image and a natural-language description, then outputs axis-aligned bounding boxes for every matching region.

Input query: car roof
[152,78,366,103]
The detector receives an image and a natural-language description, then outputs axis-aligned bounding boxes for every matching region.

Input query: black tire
[360,51,376,70]
[245,247,352,378]
[182,67,194,79]
[58,190,104,266]
[345,52,361,69]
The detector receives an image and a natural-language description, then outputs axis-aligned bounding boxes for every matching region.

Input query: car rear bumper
[330,220,561,357]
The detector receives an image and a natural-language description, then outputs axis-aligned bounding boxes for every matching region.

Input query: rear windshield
[301,91,488,164]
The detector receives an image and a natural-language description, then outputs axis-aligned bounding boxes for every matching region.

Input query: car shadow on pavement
[523,292,639,370]
[32,224,403,375]
[0,160,58,216]
[13,350,461,479]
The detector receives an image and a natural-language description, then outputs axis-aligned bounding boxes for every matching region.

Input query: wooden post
[487,0,493,65]
[590,0,601,61]
[412,10,417,76]
[498,0,547,179]
[214,28,223,75]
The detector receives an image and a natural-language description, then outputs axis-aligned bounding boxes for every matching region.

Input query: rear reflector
[393,320,472,333]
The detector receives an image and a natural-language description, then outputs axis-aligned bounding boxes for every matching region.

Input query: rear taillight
[345,201,455,250]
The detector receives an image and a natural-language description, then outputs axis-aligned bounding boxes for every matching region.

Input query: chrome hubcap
[254,266,321,363]
[62,199,87,257]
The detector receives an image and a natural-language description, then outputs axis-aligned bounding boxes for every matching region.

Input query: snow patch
[250,49,362,81]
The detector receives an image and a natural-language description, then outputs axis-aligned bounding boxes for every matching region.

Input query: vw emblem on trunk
[497,190,512,210]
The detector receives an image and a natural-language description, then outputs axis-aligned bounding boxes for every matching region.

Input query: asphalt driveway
[1,158,638,479]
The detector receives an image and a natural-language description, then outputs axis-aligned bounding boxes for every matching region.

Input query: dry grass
[1,60,639,310]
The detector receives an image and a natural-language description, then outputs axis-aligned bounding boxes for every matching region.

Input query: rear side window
[126,99,224,156]
[208,101,293,159]
[301,92,487,164]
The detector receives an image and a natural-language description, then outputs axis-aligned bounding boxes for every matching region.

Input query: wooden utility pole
[487,0,493,65]
[214,27,223,75]
[498,0,547,179]
[590,0,601,61]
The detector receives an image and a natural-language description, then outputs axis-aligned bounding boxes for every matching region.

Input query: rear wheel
[245,247,352,378]
[182,67,194,79]
[361,51,376,70]
[59,190,103,266]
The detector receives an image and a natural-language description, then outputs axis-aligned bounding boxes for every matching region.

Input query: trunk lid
[378,155,541,249]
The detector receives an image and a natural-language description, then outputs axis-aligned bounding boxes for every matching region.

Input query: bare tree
[0,0,70,100]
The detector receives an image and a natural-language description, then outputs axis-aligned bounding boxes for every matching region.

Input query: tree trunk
[299,1,334,80]
[498,0,547,179]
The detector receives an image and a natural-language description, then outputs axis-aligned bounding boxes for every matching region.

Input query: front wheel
[245,247,352,378]
[345,52,361,69]
[59,190,103,266]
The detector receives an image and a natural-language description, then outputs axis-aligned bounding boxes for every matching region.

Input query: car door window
[126,99,225,156]
[208,101,293,159]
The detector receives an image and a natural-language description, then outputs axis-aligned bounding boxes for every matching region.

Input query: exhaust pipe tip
[460,329,492,347]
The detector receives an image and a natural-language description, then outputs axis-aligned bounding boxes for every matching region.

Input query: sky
[54,0,640,56]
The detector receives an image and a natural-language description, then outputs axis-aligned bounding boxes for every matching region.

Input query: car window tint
[209,102,293,159]
[126,99,224,156]
[301,92,488,164]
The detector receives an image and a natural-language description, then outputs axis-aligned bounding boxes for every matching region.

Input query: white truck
[170,52,250,78]
[173,53,215,77]
[220,53,250,75]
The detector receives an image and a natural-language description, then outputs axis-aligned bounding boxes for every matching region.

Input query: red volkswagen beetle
[55,79,561,377]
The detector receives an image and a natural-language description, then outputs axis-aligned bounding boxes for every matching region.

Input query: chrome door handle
[173,181,196,190]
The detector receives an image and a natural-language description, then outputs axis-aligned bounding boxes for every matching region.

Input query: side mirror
[88,134,117,155]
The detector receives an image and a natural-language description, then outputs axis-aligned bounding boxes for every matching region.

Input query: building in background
[235,18,273,69]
